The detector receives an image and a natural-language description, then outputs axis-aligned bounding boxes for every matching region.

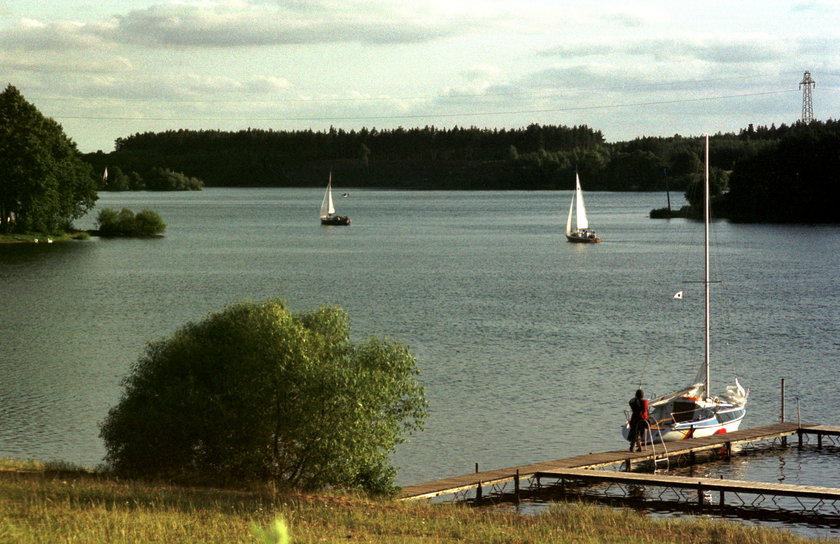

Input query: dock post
[780,378,787,446]
[818,432,823,449]
[475,481,482,501]
[514,469,520,503]
[780,378,785,423]
[697,482,704,506]
[725,441,732,458]
[798,428,803,449]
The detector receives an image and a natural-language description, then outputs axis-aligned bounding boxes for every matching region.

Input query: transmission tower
[799,71,815,123]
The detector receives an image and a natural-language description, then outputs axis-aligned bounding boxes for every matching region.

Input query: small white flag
[673,291,684,299]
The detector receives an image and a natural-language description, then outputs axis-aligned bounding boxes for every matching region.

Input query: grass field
[0,460,830,544]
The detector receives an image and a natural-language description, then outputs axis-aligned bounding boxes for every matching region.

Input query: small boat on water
[565,173,600,243]
[320,172,350,226]
[622,135,748,445]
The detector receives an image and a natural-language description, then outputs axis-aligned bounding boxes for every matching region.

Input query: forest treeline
[82,120,840,222]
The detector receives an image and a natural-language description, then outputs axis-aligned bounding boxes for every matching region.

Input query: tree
[0,85,97,233]
[145,167,204,190]
[100,299,427,495]
[96,207,166,236]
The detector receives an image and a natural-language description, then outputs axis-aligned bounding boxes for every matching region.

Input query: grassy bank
[0,231,90,244]
[0,461,830,543]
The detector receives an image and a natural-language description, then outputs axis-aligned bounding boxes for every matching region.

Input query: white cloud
[0,51,132,74]
[1,17,116,50]
[542,35,792,65]
[112,0,472,47]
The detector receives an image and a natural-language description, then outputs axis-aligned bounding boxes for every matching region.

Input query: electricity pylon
[799,71,815,124]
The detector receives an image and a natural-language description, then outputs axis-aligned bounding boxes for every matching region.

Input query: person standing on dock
[628,389,650,452]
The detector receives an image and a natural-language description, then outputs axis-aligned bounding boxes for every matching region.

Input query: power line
[53,88,797,123]
[36,73,787,105]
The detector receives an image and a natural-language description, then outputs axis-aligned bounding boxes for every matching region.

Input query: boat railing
[667,406,707,424]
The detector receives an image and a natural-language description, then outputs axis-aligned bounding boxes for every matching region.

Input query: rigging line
[52,88,798,122]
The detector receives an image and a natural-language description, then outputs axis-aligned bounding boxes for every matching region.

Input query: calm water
[1,189,838,535]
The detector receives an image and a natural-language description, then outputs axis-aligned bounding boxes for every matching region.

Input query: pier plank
[397,422,820,501]
[535,467,840,502]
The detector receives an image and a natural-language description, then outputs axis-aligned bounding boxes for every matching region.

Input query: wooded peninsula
[84,120,840,223]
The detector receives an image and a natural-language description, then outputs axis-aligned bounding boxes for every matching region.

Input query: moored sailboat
[320,172,350,226]
[565,173,600,243]
[623,135,748,444]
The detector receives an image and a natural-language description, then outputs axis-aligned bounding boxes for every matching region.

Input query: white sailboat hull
[622,404,746,443]
[566,231,601,243]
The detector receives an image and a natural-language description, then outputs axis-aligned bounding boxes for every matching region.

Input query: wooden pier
[397,423,839,503]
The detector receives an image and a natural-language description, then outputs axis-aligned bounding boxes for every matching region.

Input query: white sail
[565,190,575,235]
[566,173,590,235]
[320,173,335,218]
[574,174,589,230]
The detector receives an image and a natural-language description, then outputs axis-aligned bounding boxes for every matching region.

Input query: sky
[2,0,839,153]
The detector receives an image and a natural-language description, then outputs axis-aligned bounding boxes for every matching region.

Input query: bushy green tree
[96,207,165,236]
[133,209,167,235]
[100,299,427,494]
[0,84,97,233]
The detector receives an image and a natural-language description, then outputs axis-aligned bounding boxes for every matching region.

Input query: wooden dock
[398,422,838,502]
[535,467,840,504]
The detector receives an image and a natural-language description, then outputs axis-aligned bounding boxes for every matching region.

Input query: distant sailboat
[320,172,350,226]
[565,173,600,243]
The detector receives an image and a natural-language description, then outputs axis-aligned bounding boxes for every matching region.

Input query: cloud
[0,0,476,52]
[792,0,840,12]
[0,17,116,51]
[0,52,132,74]
[113,0,470,47]
[542,35,791,65]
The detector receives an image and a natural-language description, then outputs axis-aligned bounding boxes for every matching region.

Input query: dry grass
[0,461,830,543]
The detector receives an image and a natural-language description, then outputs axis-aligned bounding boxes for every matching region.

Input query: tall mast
[704,135,711,398]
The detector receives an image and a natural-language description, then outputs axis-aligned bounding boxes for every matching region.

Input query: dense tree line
[79,115,839,223]
[0,85,97,233]
[84,121,828,193]
[719,121,840,222]
[83,124,608,189]
[101,165,203,191]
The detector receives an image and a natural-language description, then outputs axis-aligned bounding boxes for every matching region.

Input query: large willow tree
[0,84,97,233]
[100,299,427,495]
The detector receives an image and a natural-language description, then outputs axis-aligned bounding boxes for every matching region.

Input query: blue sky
[3,0,839,152]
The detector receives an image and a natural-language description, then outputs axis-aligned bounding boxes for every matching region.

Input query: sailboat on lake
[320,172,350,226]
[565,173,600,243]
[622,135,748,445]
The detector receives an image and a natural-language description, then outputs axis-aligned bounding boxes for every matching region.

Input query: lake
[1,188,838,536]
